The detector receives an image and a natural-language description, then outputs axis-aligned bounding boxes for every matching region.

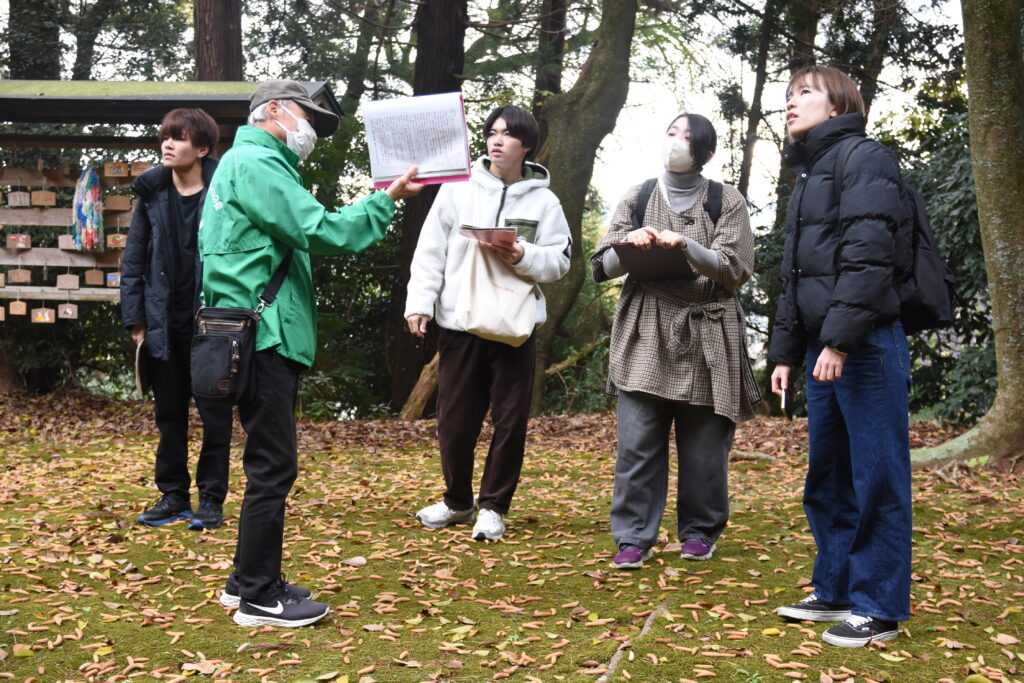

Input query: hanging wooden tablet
[30,190,57,207]
[7,190,30,207]
[57,274,80,290]
[104,195,131,211]
[59,162,71,176]
[31,307,55,324]
[58,303,78,319]
[9,301,27,316]
[0,306,5,322]
[8,269,31,284]
[0,273,5,287]
[106,272,121,287]
[103,162,129,177]
[58,234,76,250]
[6,234,31,249]
[130,161,152,176]
[106,233,127,249]
[84,269,104,286]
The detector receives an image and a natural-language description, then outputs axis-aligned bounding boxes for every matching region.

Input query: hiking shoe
[189,496,224,530]
[822,615,899,647]
[233,583,329,628]
[137,492,192,526]
[220,573,313,608]
[472,508,505,541]
[776,593,853,622]
[611,544,653,570]
[680,538,715,560]
[415,500,475,529]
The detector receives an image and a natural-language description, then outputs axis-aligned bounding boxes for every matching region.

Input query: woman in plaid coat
[592,113,760,570]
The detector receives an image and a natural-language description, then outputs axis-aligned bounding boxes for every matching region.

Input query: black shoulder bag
[191,249,294,403]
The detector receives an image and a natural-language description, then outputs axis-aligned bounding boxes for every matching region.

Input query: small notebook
[459,225,516,247]
[611,243,695,281]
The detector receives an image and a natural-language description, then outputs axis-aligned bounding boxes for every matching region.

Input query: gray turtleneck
[602,173,723,283]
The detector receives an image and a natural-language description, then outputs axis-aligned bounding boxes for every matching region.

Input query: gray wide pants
[610,391,736,550]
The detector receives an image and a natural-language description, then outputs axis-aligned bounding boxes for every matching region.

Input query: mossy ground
[0,391,1020,682]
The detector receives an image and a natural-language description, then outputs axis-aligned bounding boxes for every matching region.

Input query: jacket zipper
[493,184,509,226]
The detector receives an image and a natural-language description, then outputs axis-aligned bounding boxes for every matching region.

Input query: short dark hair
[483,105,539,160]
[787,66,865,116]
[159,108,220,151]
[666,113,717,171]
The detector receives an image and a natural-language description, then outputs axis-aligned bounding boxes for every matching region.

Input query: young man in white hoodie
[405,105,571,541]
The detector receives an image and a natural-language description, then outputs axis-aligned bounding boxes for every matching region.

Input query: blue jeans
[804,323,911,622]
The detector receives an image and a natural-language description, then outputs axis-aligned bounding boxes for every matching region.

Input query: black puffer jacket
[120,157,218,361]
[768,113,911,365]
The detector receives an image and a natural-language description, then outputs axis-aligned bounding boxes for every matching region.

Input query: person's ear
[266,100,280,117]
[197,146,210,159]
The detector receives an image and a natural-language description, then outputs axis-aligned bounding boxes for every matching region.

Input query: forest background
[0,0,1020,456]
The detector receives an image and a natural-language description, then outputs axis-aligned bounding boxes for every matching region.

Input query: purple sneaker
[680,538,715,560]
[611,545,653,570]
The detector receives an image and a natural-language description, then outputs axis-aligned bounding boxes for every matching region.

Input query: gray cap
[249,79,339,138]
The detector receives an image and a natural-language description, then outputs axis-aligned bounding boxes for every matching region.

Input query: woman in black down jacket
[768,66,912,648]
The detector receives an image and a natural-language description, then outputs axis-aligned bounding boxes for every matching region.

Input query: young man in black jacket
[121,108,234,530]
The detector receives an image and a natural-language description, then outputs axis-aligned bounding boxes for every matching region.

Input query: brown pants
[436,328,536,514]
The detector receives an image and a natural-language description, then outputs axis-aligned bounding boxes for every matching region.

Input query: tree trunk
[857,0,899,118]
[737,0,781,198]
[194,0,243,80]
[529,0,637,414]
[399,352,440,419]
[916,0,1024,465]
[387,0,468,413]
[7,0,61,79]
[69,0,119,80]
[532,0,568,151]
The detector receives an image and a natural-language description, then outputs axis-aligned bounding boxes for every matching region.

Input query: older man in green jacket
[200,80,422,628]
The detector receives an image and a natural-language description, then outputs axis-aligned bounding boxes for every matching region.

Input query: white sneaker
[415,500,475,529]
[472,508,505,541]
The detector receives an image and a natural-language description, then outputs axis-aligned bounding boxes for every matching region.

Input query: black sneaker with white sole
[822,615,899,647]
[219,573,313,608]
[233,583,329,628]
[776,593,853,622]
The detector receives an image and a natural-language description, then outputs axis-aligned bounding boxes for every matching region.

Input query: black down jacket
[120,157,218,361]
[768,113,911,366]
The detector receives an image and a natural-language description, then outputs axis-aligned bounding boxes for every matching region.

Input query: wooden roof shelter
[0,80,342,314]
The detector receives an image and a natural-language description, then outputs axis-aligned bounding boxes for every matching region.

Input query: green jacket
[199,125,395,367]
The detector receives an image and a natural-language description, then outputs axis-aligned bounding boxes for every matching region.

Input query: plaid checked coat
[593,178,762,423]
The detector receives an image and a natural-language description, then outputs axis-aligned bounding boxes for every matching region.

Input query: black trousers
[233,350,304,601]
[148,333,233,503]
[436,328,535,515]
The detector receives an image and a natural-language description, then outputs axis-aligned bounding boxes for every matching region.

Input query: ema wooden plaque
[6,233,31,249]
[83,269,104,286]
[58,234,76,250]
[58,303,78,319]
[31,307,55,324]
[104,195,131,211]
[9,301,27,316]
[57,274,80,290]
[30,190,57,207]
[6,191,30,207]
[106,233,127,249]
[103,162,129,177]
[0,273,5,287]
[130,162,152,176]
[106,272,121,288]
[0,306,5,322]
[8,269,31,284]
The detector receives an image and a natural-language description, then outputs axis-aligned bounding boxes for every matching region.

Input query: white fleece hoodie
[404,156,571,330]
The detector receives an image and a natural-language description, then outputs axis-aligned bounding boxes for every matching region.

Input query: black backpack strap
[703,180,723,226]
[831,137,869,207]
[257,248,294,310]
[630,178,658,230]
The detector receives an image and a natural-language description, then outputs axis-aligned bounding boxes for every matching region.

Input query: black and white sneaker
[137,493,192,526]
[233,583,329,628]
[220,573,313,608]
[822,615,899,647]
[776,593,852,622]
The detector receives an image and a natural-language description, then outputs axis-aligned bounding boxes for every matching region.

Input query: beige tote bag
[453,184,536,346]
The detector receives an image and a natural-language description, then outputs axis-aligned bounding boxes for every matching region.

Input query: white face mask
[274,104,317,162]
[662,136,694,173]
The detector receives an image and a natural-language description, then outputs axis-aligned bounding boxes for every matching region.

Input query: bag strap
[703,179,723,226]
[630,178,658,229]
[831,137,869,208]
[256,248,294,312]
